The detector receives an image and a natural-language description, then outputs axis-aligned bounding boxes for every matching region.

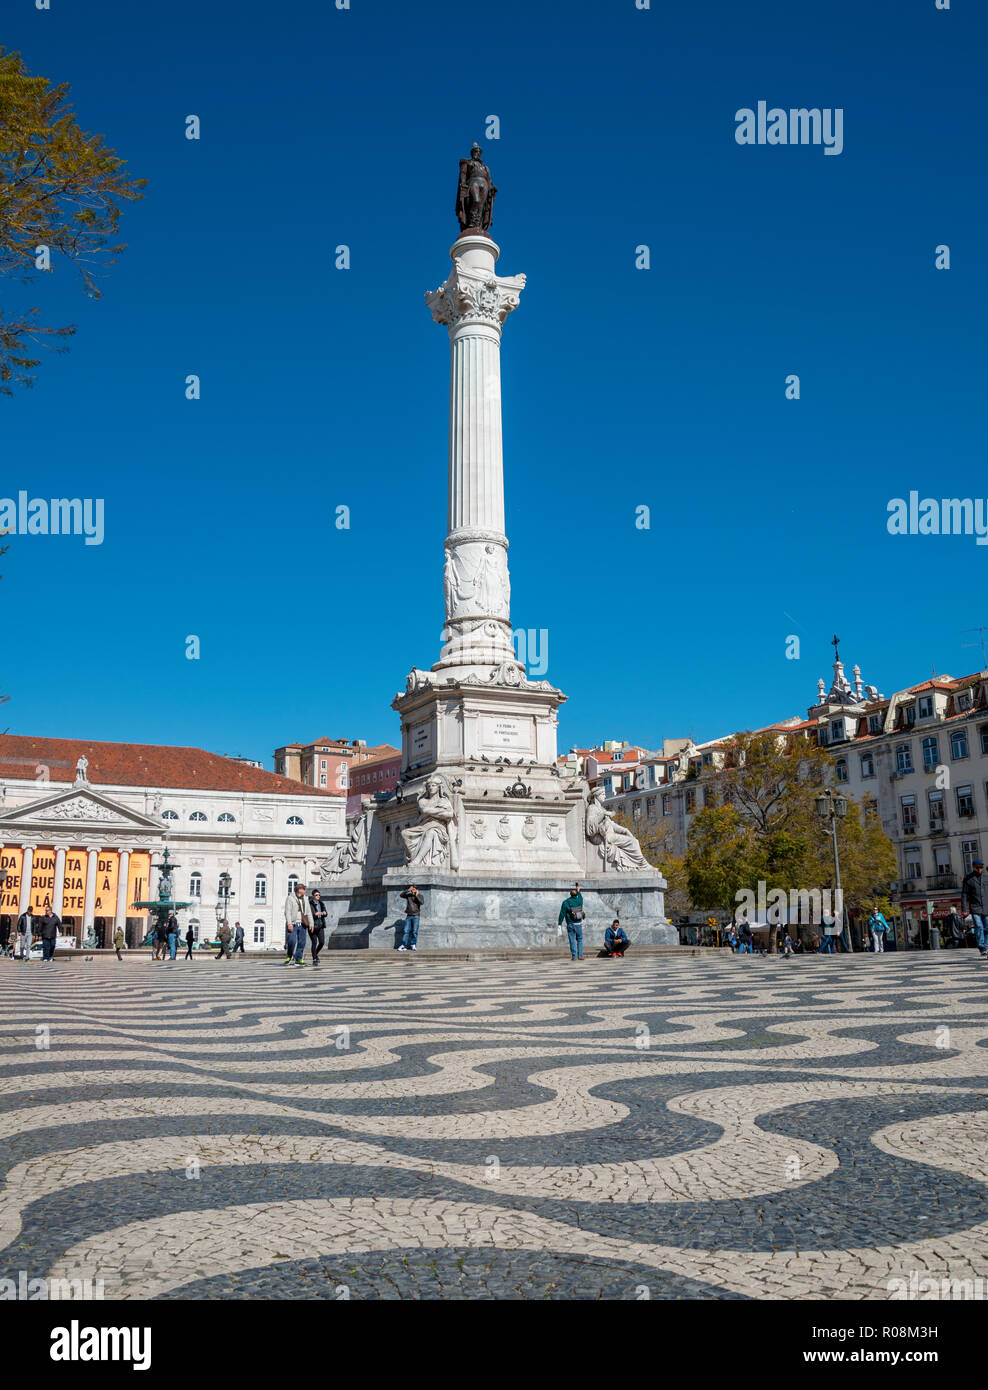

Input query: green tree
[680,730,896,950]
[0,48,145,393]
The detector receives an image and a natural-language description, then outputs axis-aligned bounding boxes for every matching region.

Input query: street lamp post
[815,788,853,953]
[217,872,233,942]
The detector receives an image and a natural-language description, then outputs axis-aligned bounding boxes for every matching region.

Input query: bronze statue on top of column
[455,143,497,235]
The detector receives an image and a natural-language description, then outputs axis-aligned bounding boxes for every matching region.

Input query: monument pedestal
[322,869,673,951]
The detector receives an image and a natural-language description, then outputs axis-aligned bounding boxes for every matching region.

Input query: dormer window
[830,719,844,742]
[903,705,916,726]
[918,695,934,719]
[958,693,972,712]
[869,714,883,734]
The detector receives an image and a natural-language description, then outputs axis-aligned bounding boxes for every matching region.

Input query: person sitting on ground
[602,920,630,958]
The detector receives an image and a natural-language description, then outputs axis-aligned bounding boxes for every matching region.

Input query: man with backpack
[558,884,585,960]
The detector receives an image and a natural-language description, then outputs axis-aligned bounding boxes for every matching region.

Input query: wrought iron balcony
[925,872,958,891]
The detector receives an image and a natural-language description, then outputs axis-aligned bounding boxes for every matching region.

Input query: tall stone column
[426,235,526,674]
[52,847,67,917]
[115,849,131,930]
[18,845,35,914]
[82,847,99,937]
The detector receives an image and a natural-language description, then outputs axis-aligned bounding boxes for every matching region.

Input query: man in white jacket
[283,884,314,967]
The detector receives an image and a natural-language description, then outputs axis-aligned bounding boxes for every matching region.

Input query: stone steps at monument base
[33,945,704,964]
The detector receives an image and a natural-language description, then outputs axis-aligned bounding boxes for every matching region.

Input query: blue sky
[2,0,985,764]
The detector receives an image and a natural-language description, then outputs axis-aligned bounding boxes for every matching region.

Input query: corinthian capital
[426,264,526,330]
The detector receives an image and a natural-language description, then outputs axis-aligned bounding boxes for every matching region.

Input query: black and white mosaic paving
[1,952,987,1299]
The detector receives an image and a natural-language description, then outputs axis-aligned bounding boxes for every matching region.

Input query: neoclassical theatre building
[0,736,347,949]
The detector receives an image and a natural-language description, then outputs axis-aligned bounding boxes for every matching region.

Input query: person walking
[184,923,195,960]
[154,918,169,961]
[283,884,313,967]
[602,919,629,958]
[558,884,585,961]
[16,907,37,962]
[308,890,327,966]
[232,921,245,955]
[113,925,125,961]
[215,920,232,960]
[398,884,423,952]
[961,857,987,959]
[39,905,61,964]
[0,915,10,958]
[867,907,890,954]
[781,930,795,958]
[165,911,179,962]
[739,921,754,955]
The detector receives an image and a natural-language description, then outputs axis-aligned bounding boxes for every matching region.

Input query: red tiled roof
[0,735,339,798]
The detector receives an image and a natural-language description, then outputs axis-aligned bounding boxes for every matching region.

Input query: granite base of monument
[319,870,677,951]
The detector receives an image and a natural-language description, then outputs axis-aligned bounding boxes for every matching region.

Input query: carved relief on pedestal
[469,816,486,840]
[496,816,511,842]
[522,816,536,842]
[320,812,369,881]
[443,541,510,622]
[401,775,459,869]
[585,786,649,872]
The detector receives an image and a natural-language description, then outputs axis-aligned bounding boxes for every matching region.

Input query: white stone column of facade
[237,856,251,948]
[426,234,526,674]
[52,847,67,917]
[82,847,99,935]
[18,845,35,914]
[115,849,131,930]
[270,856,285,949]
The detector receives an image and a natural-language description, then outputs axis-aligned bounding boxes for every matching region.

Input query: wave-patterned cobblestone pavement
[1,953,986,1300]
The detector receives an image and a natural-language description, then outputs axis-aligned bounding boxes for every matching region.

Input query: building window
[860,752,875,778]
[831,719,844,742]
[962,840,981,874]
[900,795,917,831]
[956,784,975,818]
[922,736,939,771]
[253,920,266,944]
[217,812,235,823]
[895,743,913,774]
[958,692,972,711]
[904,850,922,880]
[818,727,829,747]
[189,811,207,822]
[189,873,202,898]
[835,758,848,783]
[662,794,671,816]
[981,724,988,755]
[903,705,916,726]
[287,873,299,894]
[701,752,713,767]
[928,790,945,828]
[287,815,303,826]
[162,809,179,821]
[254,873,267,902]
[951,729,969,760]
[646,796,656,819]
[320,775,327,786]
[685,789,696,813]
[633,800,642,820]
[869,714,883,734]
[918,695,934,718]
[320,760,327,771]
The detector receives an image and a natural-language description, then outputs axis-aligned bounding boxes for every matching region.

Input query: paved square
[1,953,987,1300]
